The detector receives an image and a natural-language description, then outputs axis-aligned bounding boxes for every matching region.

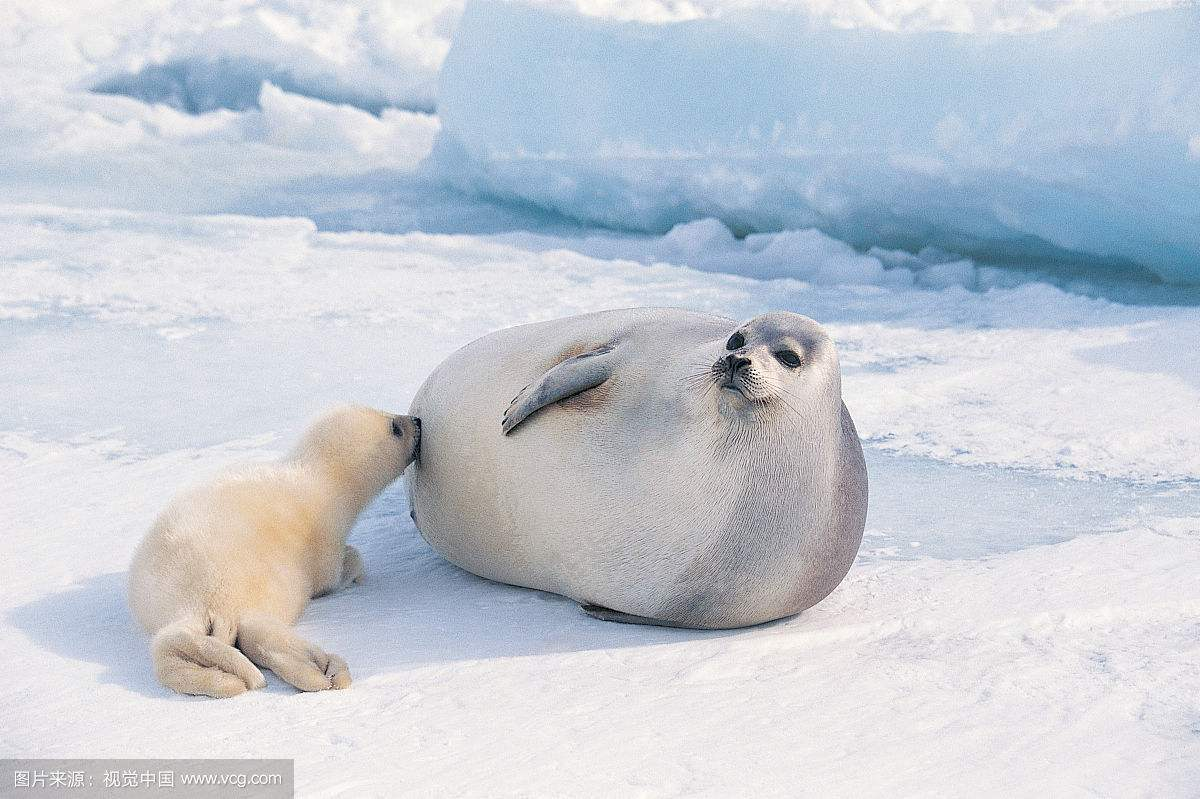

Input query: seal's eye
[726,332,745,350]
[774,350,802,368]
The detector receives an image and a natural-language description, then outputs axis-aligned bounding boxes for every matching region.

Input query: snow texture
[3,206,1199,797]
[1,0,1199,795]
[438,2,1200,283]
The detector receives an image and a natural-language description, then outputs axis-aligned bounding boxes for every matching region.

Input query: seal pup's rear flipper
[502,345,616,435]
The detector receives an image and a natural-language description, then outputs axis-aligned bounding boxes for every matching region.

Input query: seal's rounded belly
[406,308,867,629]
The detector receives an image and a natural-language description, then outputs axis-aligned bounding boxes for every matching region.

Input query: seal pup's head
[290,405,421,501]
[703,312,840,419]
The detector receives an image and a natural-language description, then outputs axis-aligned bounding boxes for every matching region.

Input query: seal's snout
[392,415,421,459]
[716,353,753,397]
[392,414,420,433]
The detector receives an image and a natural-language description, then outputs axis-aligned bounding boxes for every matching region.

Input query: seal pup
[407,308,866,629]
[129,405,420,698]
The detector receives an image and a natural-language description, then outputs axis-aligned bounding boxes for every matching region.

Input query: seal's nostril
[391,417,404,437]
[726,355,751,371]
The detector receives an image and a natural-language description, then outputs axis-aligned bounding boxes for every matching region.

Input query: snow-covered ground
[2,1,1199,796]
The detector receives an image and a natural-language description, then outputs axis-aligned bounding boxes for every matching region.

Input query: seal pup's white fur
[129,406,420,698]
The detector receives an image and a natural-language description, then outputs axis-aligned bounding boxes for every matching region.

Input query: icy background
[1,1,1198,795]
[439,4,1200,282]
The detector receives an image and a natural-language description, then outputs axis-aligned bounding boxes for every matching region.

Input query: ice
[7,1,1196,290]
[0,83,439,214]
[2,206,1198,794]
[2,0,456,112]
[4,205,1199,481]
[437,2,1200,283]
[3,0,1199,793]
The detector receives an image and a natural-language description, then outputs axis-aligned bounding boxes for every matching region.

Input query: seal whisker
[764,384,807,414]
[766,394,805,418]
[681,370,720,386]
[775,384,812,411]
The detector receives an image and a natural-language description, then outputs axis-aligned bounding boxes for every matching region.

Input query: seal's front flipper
[580,603,693,629]
[502,345,615,435]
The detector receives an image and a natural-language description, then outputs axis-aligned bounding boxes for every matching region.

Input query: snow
[6,205,1200,480]
[3,206,1200,795]
[2,0,1199,795]
[438,2,1200,283]
[0,82,440,215]
[1,0,456,113]
[8,435,1200,796]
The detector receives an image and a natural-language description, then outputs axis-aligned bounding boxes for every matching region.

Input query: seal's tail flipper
[151,617,266,698]
[236,616,351,692]
[502,344,617,435]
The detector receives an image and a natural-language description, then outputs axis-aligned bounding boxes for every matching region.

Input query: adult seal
[406,308,867,629]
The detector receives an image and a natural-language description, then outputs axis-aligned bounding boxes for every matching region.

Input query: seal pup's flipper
[502,345,616,435]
